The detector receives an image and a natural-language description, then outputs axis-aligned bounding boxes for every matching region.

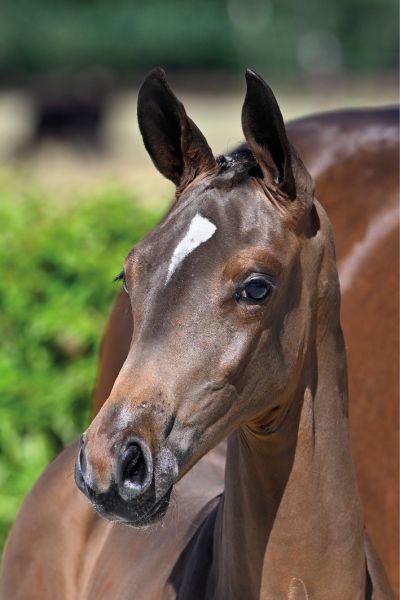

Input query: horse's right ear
[137,68,217,191]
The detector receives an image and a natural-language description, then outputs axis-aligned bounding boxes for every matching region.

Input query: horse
[91,102,399,594]
[0,69,396,599]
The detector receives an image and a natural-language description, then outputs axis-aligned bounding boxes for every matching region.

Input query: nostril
[118,441,153,499]
[164,415,176,438]
[121,443,143,485]
[75,444,88,493]
[78,444,87,476]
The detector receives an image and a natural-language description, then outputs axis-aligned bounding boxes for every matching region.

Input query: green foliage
[0,0,397,77]
[0,174,163,550]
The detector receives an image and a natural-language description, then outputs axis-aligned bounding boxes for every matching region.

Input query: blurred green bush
[0,173,163,550]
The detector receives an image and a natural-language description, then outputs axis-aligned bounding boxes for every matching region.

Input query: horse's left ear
[241,69,298,200]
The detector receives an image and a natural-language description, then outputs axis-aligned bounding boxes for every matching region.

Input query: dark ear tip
[245,68,265,86]
[138,68,172,105]
[245,68,257,78]
[143,67,167,83]
[244,69,276,104]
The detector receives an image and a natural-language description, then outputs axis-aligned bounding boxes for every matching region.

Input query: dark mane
[212,148,264,188]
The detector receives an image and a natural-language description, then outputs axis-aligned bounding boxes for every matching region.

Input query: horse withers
[0,70,395,599]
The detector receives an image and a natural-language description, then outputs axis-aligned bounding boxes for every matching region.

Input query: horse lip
[120,486,173,527]
[86,485,173,528]
[150,486,173,514]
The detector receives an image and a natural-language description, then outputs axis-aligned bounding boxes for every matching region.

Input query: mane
[212,148,264,188]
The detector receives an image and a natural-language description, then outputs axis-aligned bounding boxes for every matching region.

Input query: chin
[93,487,173,528]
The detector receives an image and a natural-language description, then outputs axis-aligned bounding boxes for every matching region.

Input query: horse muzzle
[75,435,176,526]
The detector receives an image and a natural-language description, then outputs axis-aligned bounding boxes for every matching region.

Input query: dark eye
[234,275,273,304]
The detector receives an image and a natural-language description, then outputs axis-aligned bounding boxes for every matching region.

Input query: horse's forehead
[140,184,284,262]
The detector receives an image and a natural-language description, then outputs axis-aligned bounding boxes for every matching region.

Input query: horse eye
[234,276,273,303]
[245,279,271,300]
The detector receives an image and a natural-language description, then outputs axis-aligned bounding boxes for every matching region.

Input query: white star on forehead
[166,213,217,284]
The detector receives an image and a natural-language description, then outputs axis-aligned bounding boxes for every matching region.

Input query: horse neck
[208,311,366,599]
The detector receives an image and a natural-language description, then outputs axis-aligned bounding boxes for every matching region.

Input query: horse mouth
[93,486,173,528]
[132,486,173,527]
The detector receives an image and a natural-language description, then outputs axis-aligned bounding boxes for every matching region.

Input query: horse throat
[207,324,366,599]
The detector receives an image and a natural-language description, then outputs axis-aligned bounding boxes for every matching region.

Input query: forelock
[210,149,264,189]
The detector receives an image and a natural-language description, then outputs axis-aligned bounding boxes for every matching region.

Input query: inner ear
[137,68,217,189]
[241,69,296,199]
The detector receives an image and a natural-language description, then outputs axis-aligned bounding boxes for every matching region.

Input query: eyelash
[114,271,128,293]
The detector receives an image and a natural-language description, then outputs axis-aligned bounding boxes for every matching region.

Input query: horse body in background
[0,71,397,599]
[289,108,399,594]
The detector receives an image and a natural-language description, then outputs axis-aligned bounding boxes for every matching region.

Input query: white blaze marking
[166,213,217,283]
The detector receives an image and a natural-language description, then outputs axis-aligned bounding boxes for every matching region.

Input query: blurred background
[0,0,398,550]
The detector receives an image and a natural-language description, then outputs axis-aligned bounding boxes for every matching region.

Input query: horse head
[75,69,335,527]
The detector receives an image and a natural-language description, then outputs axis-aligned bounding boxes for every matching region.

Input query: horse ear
[241,69,296,199]
[137,68,217,190]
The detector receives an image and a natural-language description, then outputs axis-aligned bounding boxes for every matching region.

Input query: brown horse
[0,70,397,599]
[91,103,399,594]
